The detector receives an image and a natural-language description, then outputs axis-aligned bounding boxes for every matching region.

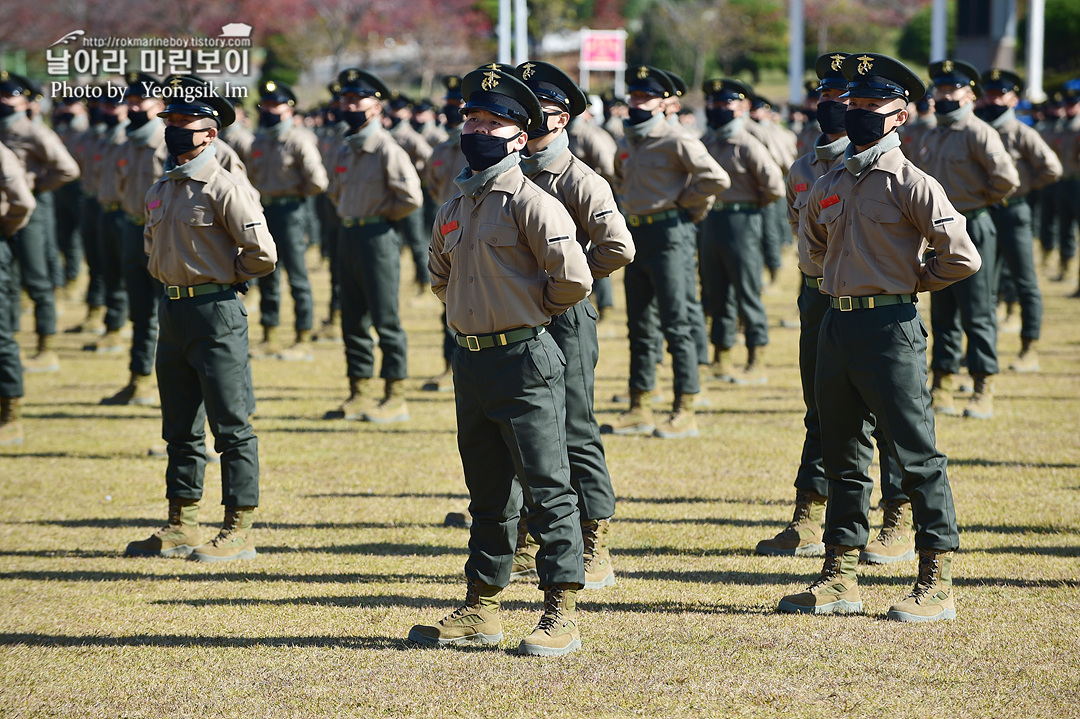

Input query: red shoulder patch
[147,199,161,210]
[335,165,347,173]
[440,220,459,235]
[93,154,102,162]
[820,194,840,209]
[432,159,444,167]
[794,182,808,192]
[117,158,128,167]
[620,152,629,161]
[251,150,263,158]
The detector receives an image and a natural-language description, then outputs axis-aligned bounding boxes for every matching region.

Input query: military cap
[515,61,587,117]
[815,52,850,91]
[841,53,925,104]
[750,95,772,111]
[327,80,342,99]
[625,65,673,98]
[338,68,389,100]
[478,62,516,74]
[388,90,413,111]
[98,82,126,106]
[702,78,752,102]
[123,72,162,99]
[414,98,435,113]
[442,75,463,101]
[804,79,821,99]
[929,59,982,96]
[461,66,542,131]
[663,70,688,98]
[157,74,235,128]
[1064,78,1080,102]
[980,68,1022,95]
[0,71,33,97]
[259,79,296,105]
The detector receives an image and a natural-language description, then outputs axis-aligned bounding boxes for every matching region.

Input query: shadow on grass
[17,518,438,530]
[0,451,144,460]
[0,633,412,650]
[617,516,776,528]
[960,523,1080,535]
[618,495,792,507]
[950,458,1080,470]
[303,491,469,500]
[0,570,456,584]
[262,425,456,436]
[27,412,154,421]
[258,543,467,557]
[972,545,1080,557]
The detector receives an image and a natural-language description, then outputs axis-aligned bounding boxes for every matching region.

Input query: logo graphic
[830,54,845,72]
[521,63,536,80]
[481,71,499,91]
[942,60,954,73]
[857,55,874,76]
[637,66,649,79]
[48,30,85,49]
[219,23,252,38]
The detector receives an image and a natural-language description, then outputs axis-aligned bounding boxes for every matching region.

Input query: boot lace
[873,501,907,545]
[535,590,566,633]
[807,547,843,592]
[908,553,940,602]
[514,517,530,553]
[581,522,599,561]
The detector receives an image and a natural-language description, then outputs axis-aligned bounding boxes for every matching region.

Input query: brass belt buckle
[628,215,640,227]
[167,286,181,300]
[815,277,824,289]
[465,335,481,352]
[838,296,853,311]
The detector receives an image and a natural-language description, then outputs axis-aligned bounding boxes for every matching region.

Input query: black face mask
[0,103,17,119]
[410,118,425,132]
[387,115,403,128]
[325,107,340,125]
[88,106,105,125]
[342,110,370,131]
[443,105,463,127]
[525,112,562,142]
[127,109,150,130]
[815,100,847,135]
[460,131,521,171]
[845,106,902,146]
[935,98,962,115]
[259,109,282,128]
[101,113,121,128]
[164,125,209,157]
[54,112,74,129]
[705,107,736,129]
[974,104,1009,122]
[627,106,655,125]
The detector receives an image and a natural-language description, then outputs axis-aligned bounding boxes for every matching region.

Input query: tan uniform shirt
[417,121,449,148]
[212,138,249,185]
[916,110,1020,212]
[248,126,328,198]
[802,144,981,297]
[389,121,434,175]
[423,128,467,206]
[796,120,820,157]
[318,122,349,174]
[995,116,1063,196]
[900,115,936,161]
[1050,114,1080,178]
[96,122,129,206]
[219,123,254,165]
[614,117,730,221]
[787,135,846,276]
[566,116,617,183]
[144,150,276,287]
[327,127,422,221]
[116,121,168,219]
[524,146,635,280]
[747,118,797,172]
[429,163,592,335]
[0,141,35,237]
[72,128,103,194]
[0,114,80,192]
[701,125,785,206]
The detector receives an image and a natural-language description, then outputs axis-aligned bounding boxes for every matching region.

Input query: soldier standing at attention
[101,73,169,406]
[410,67,591,656]
[759,53,911,565]
[899,84,936,160]
[247,80,328,361]
[125,75,276,562]
[51,96,88,296]
[386,91,436,295]
[780,54,979,622]
[917,60,1020,420]
[602,65,728,440]
[978,69,1063,372]
[0,140,36,445]
[324,69,422,424]
[507,60,635,589]
[699,78,785,386]
[0,72,80,372]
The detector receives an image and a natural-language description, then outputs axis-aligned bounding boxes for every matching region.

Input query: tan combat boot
[601,388,655,436]
[861,499,916,564]
[653,393,699,439]
[312,311,342,343]
[249,325,282,359]
[963,373,993,420]
[0,397,24,446]
[887,549,956,622]
[777,544,863,615]
[421,365,454,392]
[755,490,827,557]
[582,518,615,589]
[22,334,60,374]
[510,516,540,581]
[189,506,257,562]
[362,378,409,423]
[275,329,314,361]
[408,576,503,647]
[1054,255,1074,282]
[731,344,767,385]
[325,377,376,420]
[1009,337,1039,373]
[930,370,956,416]
[101,372,156,406]
[85,328,125,354]
[708,347,734,383]
[124,499,201,558]
[518,584,582,656]
[998,302,1021,334]
[67,305,105,335]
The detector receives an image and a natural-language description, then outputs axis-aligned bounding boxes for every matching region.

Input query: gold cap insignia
[170,76,183,89]
[830,54,845,72]
[712,80,721,92]
[126,72,138,84]
[485,63,499,71]
[0,71,7,81]
[942,60,954,73]
[521,63,536,80]
[481,71,499,92]
[448,77,460,88]
[857,55,874,76]
[347,70,359,82]
[637,66,649,79]
[991,69,1001,81]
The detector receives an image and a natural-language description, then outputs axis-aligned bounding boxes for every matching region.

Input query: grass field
[2,246,1078,718]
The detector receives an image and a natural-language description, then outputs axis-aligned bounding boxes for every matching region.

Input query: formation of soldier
[0,50,1078,655]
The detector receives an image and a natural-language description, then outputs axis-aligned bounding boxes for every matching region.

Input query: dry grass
[2,246,1079,718]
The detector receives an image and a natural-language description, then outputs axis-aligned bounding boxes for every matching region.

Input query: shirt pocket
[181,205,215,228]
[815,198,845,226]
[479,223,521,278]
[857,199,904,257]
[145,201,165,228]
[441,227,462,255]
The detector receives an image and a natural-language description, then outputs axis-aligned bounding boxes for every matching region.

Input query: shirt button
[841,281,847,287]
[471,212,478,218]
[853,190,858,195]
[468,308,474,315]
[843,250,849,256]
[468,276,474,283]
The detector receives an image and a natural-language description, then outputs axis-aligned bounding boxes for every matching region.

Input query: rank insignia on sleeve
[547,235,571,244]
[932,216,955,227]
[820,194,840,208]
[440,220,459,235]
[794,182,808,192]
[244,221,262,230]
